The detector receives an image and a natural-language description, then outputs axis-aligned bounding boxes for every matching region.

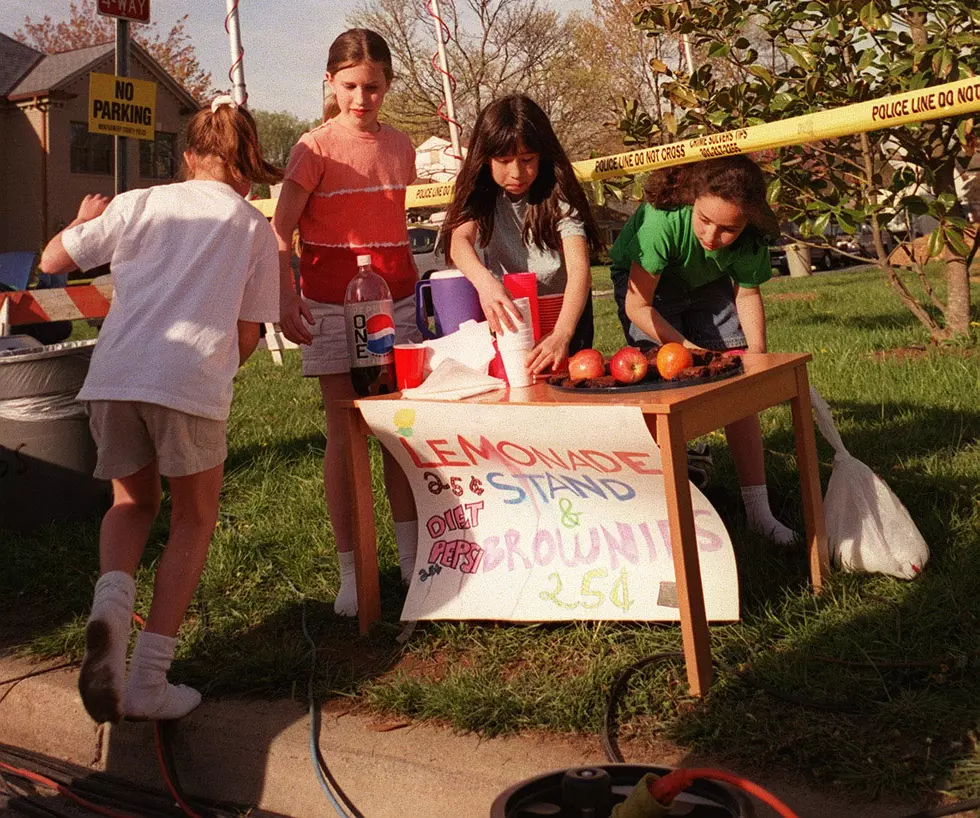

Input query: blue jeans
[615,275,746,351]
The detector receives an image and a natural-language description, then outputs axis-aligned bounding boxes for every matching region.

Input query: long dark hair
[323,28,393,120]
[644,155,779,240]
[441,95,603,257]
[185,101,282,186]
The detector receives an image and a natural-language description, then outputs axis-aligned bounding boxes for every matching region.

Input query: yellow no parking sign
[88,73,156,140]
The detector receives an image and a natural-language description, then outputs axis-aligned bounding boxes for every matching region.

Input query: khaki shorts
[300,295,421,378]
[88,401,227,480]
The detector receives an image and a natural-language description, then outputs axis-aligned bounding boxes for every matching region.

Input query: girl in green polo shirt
[610,155,797,545]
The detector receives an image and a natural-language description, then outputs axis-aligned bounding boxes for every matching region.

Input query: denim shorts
[300,295,421,377]
[620,276,747,351]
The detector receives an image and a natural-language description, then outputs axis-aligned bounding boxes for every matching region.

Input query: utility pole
[225,0,247,107]
[429,0,462,171]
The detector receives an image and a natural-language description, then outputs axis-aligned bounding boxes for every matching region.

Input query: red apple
[567,348,605,381]
[609,346,649,384]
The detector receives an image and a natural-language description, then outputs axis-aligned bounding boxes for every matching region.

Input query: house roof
[8,41,114,97]
[5,39,198,111]
[0,34,44,97]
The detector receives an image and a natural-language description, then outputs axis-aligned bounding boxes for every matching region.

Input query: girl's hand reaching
[279,290,315,346]
[75,194,111,223]
[527,329,572,376]
[479,277,523,335]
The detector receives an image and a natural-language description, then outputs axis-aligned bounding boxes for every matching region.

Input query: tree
[576,0,682,142]
[349,0,621,157]
[252,110,318,168]
[249,109,318,197]
[16,0,212,103]
[621,0,978,342]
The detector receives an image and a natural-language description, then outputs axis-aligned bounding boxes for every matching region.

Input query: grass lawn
[2,266,979,803]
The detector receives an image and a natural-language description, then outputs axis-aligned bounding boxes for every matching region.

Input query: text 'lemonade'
[344,254,397,396]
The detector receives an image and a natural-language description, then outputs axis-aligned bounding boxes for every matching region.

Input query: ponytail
[185,99,283,187]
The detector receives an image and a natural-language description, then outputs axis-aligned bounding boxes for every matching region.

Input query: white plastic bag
[810,387,929,579]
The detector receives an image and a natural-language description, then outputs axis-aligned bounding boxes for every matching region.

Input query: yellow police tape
[249,76,980,217]
[403,75,980,209]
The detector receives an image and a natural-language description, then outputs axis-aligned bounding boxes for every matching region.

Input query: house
[0,33,199,256]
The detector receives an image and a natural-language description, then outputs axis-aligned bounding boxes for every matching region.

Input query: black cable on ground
[301,601,364,818]
[601,651,685,764]
[0,743,293,818]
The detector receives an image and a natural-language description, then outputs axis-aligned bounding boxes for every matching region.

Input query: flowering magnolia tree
[618,0,978,342]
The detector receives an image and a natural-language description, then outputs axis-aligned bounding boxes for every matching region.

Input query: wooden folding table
[340,352,829,696]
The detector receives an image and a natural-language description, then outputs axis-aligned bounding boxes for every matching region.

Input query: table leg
[655,415,713,697]
[343,406,382,633]
[790,367,830,592]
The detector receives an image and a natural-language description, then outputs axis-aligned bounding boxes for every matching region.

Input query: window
[70,123,112,175]
[140,132,176,179]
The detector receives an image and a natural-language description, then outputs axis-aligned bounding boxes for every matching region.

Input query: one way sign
[97,0,150,24]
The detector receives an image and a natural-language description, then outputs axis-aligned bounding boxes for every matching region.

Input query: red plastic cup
[537,293,564,338]
[502,272,541,341]
[394,344,426,390]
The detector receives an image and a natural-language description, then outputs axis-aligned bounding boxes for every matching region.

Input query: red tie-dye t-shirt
[284,119,418,304]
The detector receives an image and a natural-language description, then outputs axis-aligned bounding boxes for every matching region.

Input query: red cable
[649,767,800,818]
[0,760,137,818]
[424,0,464,162]
[153,721,204,818]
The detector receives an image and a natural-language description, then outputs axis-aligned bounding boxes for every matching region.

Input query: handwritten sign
[358,402,740,622]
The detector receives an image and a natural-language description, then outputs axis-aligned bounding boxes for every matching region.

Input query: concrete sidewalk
[0,654,922,818]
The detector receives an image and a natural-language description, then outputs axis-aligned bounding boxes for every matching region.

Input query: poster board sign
[88,73,156,141]
[358,402,740,622]
[97,0,150,24]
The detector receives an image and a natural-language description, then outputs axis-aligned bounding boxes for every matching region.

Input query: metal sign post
[97,1,152,193]
[115,19,129,194]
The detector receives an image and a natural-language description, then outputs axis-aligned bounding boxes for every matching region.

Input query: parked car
[851,223,896,258]
[770,234,839,275]
[409,224,445,278]
[771,223,868,275]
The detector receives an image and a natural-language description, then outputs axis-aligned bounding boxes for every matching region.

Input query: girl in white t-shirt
[39,97,282,724]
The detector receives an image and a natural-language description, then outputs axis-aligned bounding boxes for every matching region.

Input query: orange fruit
[656,342,694,380]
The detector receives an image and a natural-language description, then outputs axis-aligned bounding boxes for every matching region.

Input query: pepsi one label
[345,300,396,367]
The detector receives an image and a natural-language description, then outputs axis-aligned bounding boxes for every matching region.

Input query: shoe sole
[78,620,122,724]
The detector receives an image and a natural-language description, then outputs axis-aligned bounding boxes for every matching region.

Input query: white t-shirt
[63,180,279,420]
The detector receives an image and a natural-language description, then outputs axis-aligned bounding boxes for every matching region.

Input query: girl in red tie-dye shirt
[273,28,418,617]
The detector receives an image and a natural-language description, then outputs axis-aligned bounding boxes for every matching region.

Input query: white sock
[394,520,418,585]
[334,550,358,617]
[122,631,201,721]
[78,571,135,724]
[741,485,799,546]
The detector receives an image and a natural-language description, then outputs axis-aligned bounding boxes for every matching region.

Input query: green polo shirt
[610,204,772,290]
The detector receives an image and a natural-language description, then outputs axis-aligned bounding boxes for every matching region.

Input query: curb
[0,654,918,818]
[0,654,598,817]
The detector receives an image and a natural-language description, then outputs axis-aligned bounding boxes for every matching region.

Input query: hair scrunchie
[211,94,238,113]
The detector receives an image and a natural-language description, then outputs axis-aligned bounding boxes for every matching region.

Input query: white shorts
[301,295,421,378]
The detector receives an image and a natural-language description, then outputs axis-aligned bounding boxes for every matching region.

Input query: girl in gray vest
[442,95,603,376]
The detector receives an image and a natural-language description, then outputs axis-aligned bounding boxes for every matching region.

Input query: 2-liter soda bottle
[344,254,397,396]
